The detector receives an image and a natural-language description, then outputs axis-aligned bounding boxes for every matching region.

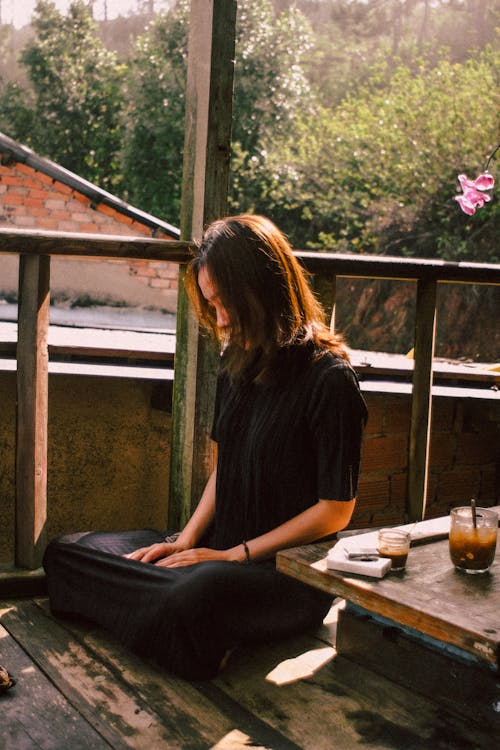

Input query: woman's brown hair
[185,214,349,380]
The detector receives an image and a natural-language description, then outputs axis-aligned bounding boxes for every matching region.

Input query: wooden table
[277,515,500,732]
[277,533,500,667]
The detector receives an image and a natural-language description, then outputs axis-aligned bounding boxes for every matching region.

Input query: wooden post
[15,254,50,569]
[406,278,437,522]
[169,0,237,529]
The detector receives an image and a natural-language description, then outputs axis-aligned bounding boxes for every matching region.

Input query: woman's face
[197,265,231,332]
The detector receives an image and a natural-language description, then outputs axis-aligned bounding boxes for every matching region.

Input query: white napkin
[326,551,392,578]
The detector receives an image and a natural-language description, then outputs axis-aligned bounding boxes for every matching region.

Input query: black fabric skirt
[43,530,333,680]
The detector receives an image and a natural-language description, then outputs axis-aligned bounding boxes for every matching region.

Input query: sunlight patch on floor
[265,646,335,686]
[0,607,15,621]
[323,597,346,626]
[209,729,260,749]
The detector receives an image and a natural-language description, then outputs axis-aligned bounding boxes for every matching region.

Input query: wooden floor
[0,597,493,750]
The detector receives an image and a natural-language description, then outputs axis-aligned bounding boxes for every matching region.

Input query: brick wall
[351,390,500,529]
[0,159,179,295]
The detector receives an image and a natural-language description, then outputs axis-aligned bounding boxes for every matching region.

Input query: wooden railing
[1,226,500,569]
[1,229,192,570]
[304,251,500,526]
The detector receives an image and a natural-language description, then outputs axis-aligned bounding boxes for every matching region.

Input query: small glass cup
[449,506,498,574]
[377,529,410,571]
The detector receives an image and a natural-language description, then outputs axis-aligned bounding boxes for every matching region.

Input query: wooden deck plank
[2,599,313,750]
[1,596,494,749]
[1,600,227,749]
[212,627,493,749]
[33,599,249,748]
[0,620,111,749]
[318,654,494,748]
[213,633,363,750]
[35,600,311,750]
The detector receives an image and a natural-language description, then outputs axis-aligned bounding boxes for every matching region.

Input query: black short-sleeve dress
[43,344,367,679]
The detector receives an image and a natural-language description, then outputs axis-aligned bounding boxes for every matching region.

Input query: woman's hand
[125,468,220,566]
[125,540,185,564]
[155,547,234,568]
[126,543,238,568]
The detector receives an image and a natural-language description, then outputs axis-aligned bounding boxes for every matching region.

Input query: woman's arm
[125,468,217,563]
[157,497,355,568]
[175,467,218,548]
[233,498,356,563]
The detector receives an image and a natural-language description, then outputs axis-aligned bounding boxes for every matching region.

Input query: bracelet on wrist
[164,532,181,543]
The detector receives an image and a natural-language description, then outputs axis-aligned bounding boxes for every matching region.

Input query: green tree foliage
[296,0,499,106]
[0,81,37,139]
[120,0,314,225]
[247,50,499,262]
[120,0,189,223]
[0,0,497,265]
[229,1,315,216]
[0,1,125,189]
[0,0,497,358]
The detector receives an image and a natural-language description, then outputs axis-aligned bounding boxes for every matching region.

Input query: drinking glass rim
[451,506,498,520]
[378,528,411,541]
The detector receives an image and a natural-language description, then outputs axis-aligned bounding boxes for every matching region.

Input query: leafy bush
[1,1,126,189]
[244,50,499,262]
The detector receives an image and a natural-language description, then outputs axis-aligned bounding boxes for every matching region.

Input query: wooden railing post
[169,0,237,529]
[15,254,50,569]
[406,278,437,522]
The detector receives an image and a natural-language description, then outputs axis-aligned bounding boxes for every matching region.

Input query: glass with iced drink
[449,506,498,574]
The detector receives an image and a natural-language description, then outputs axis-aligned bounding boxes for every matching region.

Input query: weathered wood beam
[297,251,500,286]
[15,254,50,569]
[1,228,498,287]
[0,228,192,262]
[406,278,437,522]
[169,0,237,529]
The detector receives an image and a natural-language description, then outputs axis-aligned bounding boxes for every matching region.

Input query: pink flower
[473,171,495,190]
[454,191,489,215]
[455,171,495,215]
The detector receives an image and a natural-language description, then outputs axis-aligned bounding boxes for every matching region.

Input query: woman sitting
[43,214,367,680]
